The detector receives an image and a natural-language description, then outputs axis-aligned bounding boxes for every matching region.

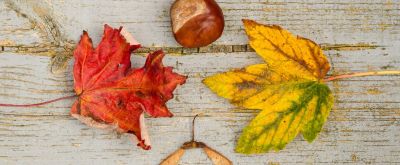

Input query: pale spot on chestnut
[170,0,224,48]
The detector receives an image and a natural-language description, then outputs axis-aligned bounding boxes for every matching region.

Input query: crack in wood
[0,43,381,56]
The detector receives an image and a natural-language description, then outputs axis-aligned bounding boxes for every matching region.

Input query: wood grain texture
[0,0,399,164]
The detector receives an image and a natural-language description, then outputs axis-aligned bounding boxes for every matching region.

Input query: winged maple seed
[70,25,187,150]
[203,19,400,154]
[160,115,232,165]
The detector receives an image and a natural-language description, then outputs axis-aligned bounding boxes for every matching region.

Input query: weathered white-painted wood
[0,48,399,164]
[0,0,400,164]
[1,0,399,47]
[0,2,46,46]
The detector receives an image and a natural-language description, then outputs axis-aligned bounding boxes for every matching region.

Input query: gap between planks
[0,43,381,57]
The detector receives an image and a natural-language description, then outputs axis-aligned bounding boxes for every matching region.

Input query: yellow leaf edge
[234,81,334,154]
[242,19,331,80]
[202,19,335,154]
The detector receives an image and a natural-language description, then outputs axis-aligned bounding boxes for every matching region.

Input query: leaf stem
[324,70,400,82]
[0,95,77,107]
[191,114,200,142]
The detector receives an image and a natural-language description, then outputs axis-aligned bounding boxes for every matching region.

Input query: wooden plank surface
[0,0,399,164]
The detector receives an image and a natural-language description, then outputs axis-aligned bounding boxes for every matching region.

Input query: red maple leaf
[70,25,186,150]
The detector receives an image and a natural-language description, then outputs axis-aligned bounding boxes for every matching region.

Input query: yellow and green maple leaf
[203,19,334,154]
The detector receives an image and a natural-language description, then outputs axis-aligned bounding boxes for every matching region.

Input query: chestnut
[170,0,224,48]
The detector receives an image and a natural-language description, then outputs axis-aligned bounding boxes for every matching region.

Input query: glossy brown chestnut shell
[170,0,224,48]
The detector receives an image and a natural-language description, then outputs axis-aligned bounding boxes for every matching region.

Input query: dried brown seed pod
[160,114,232,165]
